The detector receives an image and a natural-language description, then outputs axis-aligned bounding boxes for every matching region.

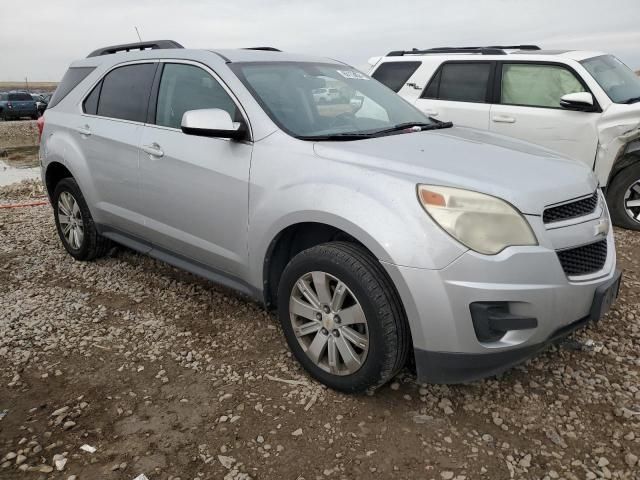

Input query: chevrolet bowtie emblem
[594,218,610,237]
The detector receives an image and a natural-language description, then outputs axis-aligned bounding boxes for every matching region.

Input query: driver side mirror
[181,108,246,140]
[560,92,595,112]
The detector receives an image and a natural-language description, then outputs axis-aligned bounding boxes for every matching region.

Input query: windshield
[230,62,432,139]
[581,55,640,104]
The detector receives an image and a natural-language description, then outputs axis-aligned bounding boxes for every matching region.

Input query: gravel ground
[0,121,39,149]
[0,180,639,480]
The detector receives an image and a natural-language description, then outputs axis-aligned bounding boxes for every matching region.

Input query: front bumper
[413,270,620,383]
[382,215,619,384]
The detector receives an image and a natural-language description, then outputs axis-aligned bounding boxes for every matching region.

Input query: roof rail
[386,45,541,57]
[485,45,541,50]
[242,47,282,52]
[87,40,184,58]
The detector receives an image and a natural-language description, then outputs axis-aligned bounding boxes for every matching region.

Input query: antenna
[134,26,142,42]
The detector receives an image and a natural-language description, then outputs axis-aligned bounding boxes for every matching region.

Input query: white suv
[369,45,640,229]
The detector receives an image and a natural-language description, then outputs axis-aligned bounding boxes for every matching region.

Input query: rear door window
[8,93,33,101]
[154,63,239,129]
[97,63,156,122]
[371,61,422,92]
[500,63,586,108]
[422,63,492,103]
[48,67,96,109]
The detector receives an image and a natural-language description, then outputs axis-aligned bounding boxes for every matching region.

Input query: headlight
[417,185,537,255]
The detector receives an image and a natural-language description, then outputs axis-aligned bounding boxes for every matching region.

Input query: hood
[313,127,597,215]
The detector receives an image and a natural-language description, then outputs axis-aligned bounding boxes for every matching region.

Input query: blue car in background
[0,91,38,120]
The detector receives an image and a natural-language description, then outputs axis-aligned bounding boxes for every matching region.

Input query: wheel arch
[44,161,74,199]
[262,220,386,310]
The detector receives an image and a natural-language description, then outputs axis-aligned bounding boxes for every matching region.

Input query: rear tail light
[37,115,45,141]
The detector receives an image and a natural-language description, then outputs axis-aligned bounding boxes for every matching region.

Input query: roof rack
[87,40,184,58]
[242,47,282,52]
[387,45,541,57]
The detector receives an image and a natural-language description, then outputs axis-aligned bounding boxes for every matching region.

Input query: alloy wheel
[289,271,369,376]
[624,181,640,224]
[58,191,84,250]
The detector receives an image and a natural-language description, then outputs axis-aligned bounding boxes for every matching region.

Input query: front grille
[557,239,607,276]
[543,191,599,224]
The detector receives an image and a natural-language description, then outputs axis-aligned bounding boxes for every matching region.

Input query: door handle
[141,143,164,158]
[424,109,439,117]
[76,125,91,136]
[492,115,516,124]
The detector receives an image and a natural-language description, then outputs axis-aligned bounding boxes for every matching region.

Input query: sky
[1,0,639,81]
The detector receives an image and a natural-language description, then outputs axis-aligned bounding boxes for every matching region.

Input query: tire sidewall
[53,178,93,260]
[277,247,392,393]
[607,162,640,230]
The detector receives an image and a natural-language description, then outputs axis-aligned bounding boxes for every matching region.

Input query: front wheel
[277,242,410,393]
[606,162,640,230]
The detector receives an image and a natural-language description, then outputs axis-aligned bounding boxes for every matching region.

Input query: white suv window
[422,63,492,103]
[501,64,585,108]
[371,61,421,92]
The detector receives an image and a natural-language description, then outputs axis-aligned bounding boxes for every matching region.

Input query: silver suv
[40,40,620,392]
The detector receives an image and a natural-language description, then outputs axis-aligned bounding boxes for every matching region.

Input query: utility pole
[25,76,29,92]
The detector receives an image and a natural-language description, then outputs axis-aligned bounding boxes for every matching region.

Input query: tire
[277,242,410,393]
[53,177,111,260]
[606,162,640,230]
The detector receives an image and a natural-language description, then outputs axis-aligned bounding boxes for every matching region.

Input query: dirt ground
[0,180,639,480]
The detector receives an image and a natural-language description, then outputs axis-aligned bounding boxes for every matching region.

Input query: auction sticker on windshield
[337,70,369,80]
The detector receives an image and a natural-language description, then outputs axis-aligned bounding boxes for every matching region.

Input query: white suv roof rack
[386,45,541,57]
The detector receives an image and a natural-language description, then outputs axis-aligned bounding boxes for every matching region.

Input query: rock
[597,457,609,467]
[292,428,303,436]
[519,454,532,468]
[441,471,454,480]
[15,454,27,465]
[624,453,638,467]
[218,455,235,469]
[63,420,76,430]
[55,457,67,471]
[51,406,70,417]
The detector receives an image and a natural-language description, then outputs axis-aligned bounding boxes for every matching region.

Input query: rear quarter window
[371,61,422,92]
[48,66,96,109]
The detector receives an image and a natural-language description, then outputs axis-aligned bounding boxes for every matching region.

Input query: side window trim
[495,61,602,111]
[79,60,159,125]
[420,60,496,104]
[146,59,252,140]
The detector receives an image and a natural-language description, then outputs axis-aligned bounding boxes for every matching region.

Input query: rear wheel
[606,162,640,230]
[53,178,111,260]
[277,242,409,393]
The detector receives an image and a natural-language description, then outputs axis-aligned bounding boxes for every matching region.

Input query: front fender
[247,158,467,290]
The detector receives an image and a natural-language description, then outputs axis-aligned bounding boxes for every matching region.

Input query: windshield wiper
[301,132,378,141]
[625,96,640,104]
[369,120,453,137]
[300,120,454,141]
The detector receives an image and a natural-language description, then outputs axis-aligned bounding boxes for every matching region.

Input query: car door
[79,62,157,236]
[137,61,252,277]
[489,62,599,166]
[414,61,494,129]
